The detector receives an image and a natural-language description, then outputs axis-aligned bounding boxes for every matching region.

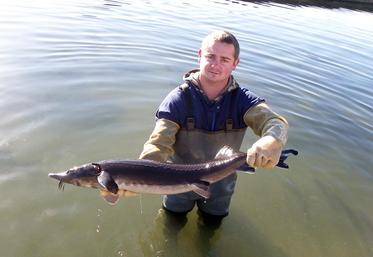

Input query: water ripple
[1,1,373,256]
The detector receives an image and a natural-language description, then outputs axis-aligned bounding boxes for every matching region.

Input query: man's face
[198,41,239,84]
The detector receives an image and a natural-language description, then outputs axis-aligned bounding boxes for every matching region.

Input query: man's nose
[210,59,220,67]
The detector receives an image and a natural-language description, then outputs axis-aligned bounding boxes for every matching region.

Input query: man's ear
[198,48,202,62]
[233,57,240,70]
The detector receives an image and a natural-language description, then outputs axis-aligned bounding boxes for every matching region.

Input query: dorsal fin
[214,145,235,159]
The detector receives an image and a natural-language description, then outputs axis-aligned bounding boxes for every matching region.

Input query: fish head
[48,163,102,190]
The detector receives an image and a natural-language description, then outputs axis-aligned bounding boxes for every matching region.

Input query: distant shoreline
[341,0,373,3]
[242,0,373,12]
[245,0,373,5]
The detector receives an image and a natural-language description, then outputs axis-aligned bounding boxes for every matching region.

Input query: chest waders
[163,83,247,216]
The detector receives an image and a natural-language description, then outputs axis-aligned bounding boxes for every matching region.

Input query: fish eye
[92,163,102,175]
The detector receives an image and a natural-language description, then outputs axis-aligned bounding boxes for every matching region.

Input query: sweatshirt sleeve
[243,102,289,146]
[139,118,180,162]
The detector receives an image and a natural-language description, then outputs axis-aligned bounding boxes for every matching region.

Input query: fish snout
[48,172,69,191]
[48,172,67,181]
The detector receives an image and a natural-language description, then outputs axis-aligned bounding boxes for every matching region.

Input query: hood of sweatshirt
[183,69,239,101]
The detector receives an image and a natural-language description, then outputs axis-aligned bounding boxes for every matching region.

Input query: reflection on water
[0,0,372,257]
[139,209,189,257]
[139,208,294,257]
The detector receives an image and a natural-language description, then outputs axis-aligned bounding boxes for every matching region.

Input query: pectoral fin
[98,170,118,194]
[191,182,211,199]
[100,190,138,205]
[100,190,120,205]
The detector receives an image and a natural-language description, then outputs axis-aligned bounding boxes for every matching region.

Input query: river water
[0,0,372,256]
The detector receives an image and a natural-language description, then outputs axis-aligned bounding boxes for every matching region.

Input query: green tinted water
[0,0,372,256]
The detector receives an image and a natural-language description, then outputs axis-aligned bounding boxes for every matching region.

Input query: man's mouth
[208,70,220,75]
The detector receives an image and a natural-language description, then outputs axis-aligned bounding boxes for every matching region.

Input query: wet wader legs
[162,174,237,217]
[162,194,195,215]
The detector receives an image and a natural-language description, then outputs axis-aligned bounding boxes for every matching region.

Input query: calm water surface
[1,0,372,256]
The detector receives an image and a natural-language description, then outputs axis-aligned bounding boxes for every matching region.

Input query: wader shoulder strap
[179,83,240,131]
[225,119,233,130]
[225,88,239,131]
[179,82,194,130]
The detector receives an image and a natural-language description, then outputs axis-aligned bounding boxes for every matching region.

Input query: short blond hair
[201,31,240,60]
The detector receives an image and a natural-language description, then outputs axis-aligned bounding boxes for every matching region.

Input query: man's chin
[205,72,220,80]
[206,75,226,83]
[200,71,227,84]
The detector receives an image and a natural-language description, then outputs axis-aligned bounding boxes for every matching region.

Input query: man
[139,31,288,219]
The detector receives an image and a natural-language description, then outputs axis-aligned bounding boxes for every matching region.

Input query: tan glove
[244,102,288,169]
[246,135,282,169]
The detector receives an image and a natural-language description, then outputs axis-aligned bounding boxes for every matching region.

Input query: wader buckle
[225,119,233,131]
[186,117,195,130]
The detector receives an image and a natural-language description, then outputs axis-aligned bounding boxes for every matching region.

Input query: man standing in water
[139,31,288,220]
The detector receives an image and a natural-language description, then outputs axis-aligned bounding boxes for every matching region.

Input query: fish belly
[117,182,193,195]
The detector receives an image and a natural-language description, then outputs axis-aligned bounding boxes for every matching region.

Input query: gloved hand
[246,135,282,169]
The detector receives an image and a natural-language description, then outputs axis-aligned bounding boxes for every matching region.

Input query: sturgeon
[48,146,297,205]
